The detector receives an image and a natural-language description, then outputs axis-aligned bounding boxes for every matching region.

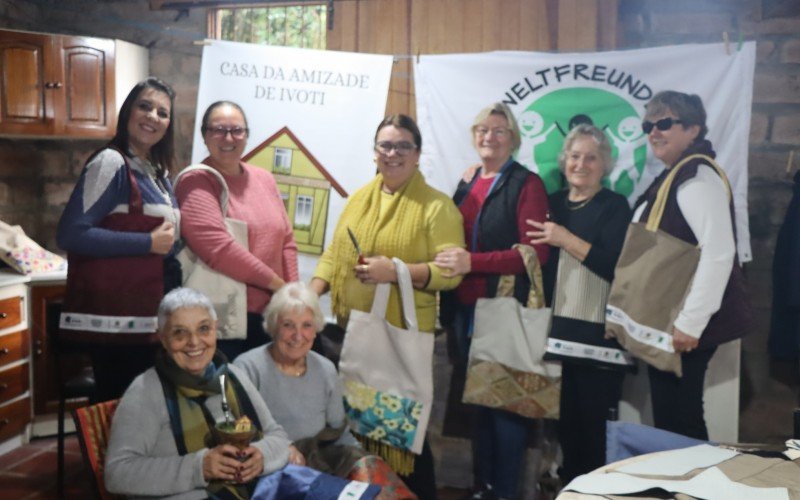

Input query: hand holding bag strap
[646,154,733,232]
[369,258,419,331]
[173,164,231,217]
[495,244,545,309]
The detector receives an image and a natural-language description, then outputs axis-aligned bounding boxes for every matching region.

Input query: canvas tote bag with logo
[60,149,163,344]
[462,244,562,419]
[605,154,732,377]
[339,258,434,457]
[174,165,248,340]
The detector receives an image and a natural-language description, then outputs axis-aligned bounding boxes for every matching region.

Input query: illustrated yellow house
[242,126,347,255]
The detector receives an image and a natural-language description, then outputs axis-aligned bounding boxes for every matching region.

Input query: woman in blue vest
[436,102,549,500]
[628,91,749,440]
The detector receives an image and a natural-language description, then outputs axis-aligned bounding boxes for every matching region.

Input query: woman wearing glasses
[434,102,550,500]
[628,91,749,440]
[176,101,298,360]
[311,114,464,499]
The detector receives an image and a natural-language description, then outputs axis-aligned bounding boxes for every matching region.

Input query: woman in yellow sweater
[311,114,464,499]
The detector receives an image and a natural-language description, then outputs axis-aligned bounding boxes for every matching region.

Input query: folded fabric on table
[253,464,381,500]
[606,420,711,464]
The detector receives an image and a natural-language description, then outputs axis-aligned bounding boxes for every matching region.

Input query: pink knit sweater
[175,161,299,314]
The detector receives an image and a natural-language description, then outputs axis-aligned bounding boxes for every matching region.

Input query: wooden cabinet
[30,283,91,416]
[0,29,116,138]
[0,284,31,440]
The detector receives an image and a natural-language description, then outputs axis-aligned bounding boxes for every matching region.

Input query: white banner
[193,40,393,300]
[415,42,755,261]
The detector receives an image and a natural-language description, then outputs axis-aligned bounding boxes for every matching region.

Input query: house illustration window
[274,148,292,174]
[280,192,289,212]
[294,195,313,229]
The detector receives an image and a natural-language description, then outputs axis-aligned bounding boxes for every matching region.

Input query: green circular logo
[515,87,647,197]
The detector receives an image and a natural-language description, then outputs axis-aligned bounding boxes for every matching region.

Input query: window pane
[212,3,326,50]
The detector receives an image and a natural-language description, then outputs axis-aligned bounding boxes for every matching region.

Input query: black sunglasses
[642,117,683,134]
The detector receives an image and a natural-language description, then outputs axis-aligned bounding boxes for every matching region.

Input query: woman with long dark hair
[57,77,180,401]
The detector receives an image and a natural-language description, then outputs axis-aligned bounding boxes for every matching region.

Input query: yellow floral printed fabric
[343,380,424,451]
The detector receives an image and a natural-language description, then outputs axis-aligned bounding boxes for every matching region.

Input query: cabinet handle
[44,82,55,89]
[34,340,42,356]
[0,383,7,391]
[0,348,8,356]
[0,418,8,426]
[53,81,63,89]
[0,312,6,319]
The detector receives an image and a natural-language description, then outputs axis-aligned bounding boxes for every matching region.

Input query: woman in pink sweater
[175,101,298,359]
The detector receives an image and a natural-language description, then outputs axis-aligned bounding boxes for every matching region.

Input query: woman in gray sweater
[234,282,359,465]
[105,287,290,499]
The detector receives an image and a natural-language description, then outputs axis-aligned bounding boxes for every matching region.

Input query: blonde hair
[471,102,522,152]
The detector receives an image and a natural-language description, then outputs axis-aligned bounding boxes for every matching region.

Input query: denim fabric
[473,407,529,499]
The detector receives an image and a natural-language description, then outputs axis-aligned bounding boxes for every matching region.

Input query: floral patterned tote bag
[339,258,434,455]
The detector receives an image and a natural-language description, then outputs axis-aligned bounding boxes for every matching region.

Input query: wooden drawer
[0,330,29,366]
[0,296,22,330]
[0,363,28,404]
[0,397,30,443]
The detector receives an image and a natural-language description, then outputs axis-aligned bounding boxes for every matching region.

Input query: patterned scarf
[155,349,263,500]
[328,170,427,324]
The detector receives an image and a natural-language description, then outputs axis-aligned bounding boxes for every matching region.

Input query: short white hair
[263,282,325,334]
[157,287,217,331]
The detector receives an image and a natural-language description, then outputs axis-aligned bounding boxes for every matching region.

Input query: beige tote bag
[605,154,732,377]
[174,165,248,340]
[339,258,434,455]
[462,244,561,419]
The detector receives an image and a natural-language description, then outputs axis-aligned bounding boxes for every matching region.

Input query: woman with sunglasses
[311,114,465,499]
[630,91,749,440]
[176,101,298,360]
[434,102,550,500]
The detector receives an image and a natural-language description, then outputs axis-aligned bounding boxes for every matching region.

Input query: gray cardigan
[104,365,290,499]
[234,345,359,448]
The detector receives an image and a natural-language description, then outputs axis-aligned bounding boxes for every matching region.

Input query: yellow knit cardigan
[315,170,465,332]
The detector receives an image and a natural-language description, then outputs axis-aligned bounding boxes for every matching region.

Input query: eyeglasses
[374,141,417,156]
[207,126,248,139]
[641,117,683,134]
[474,127,510,138]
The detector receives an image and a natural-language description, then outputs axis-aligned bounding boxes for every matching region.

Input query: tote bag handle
[174,164,231,217]
[495,244,545,309]
[646,154,732,232]
[370,258,418,331]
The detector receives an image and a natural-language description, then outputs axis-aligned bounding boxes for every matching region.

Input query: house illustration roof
[242,126,348,197]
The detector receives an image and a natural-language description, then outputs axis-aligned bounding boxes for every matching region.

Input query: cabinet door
[0,31,55,135]
[56,35,116,138]
[31,284,91,416]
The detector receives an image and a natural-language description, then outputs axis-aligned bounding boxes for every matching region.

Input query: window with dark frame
[208,2,327,49]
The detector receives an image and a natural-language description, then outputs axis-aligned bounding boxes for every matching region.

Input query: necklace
[277,362,305,377]
[268,346,306,377]
[566,193,597,211]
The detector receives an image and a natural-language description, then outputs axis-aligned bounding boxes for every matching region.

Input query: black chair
[45,301,96,499]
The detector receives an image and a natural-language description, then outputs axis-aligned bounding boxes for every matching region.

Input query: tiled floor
[0,435,92,499]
